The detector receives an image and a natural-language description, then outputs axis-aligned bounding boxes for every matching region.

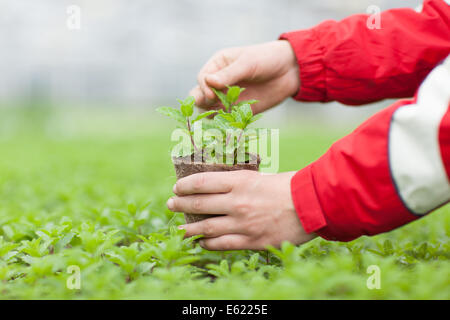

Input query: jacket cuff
[280,25,329,102]
[290,165,327,234]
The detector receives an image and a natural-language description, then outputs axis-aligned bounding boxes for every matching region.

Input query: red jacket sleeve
[291,55,450,241]
[280,0,450,105]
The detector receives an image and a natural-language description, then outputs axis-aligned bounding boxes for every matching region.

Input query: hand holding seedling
[158,85,314,250]
[190,40,300,114]
[167,171,316,250]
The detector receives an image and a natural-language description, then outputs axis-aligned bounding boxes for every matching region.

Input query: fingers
[189,85,206,107]
[189,85,222,111]
[174,171,239,196]
[182,215,241,238]
[197,54,224,101]
[195,48,248,105]
[167,193,232,215]
[205,61,251,89]
[194,60,252,109]
[198,70,217,102]
[198,234,250,251]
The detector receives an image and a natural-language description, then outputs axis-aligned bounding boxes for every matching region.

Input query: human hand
[189,40,300,114]
[166,170,316,251]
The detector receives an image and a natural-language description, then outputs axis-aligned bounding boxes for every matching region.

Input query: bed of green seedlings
[0,106,449,299]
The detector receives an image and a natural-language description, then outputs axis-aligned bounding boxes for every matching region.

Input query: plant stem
[186,118,199,153]
[237,129,244,144]
[233,130,244,163]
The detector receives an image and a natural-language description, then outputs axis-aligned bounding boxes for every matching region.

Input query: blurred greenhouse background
[0,0,419,129]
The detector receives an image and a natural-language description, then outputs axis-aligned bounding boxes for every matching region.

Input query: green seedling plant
[156,86,263,164]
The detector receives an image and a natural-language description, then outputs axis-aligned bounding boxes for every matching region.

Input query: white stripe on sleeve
[389,55,450,215]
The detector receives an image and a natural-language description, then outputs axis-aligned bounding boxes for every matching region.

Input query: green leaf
[226,86,245,104]
[156,107,186,124]
[136,262,156,274]
[173,256,201,266]
[229,122,246,129]
[238,103,253,122]
[237,99,258,107]
[247,253,260,270]
[179,96,195,117]
[192,110,216,123]
[249,113,263,124]
[55,232,74,252]
[127,203,137,215]
[180,104,193,117]
[214,114,232,130]
[217,110,234,122]
[231,110,243,124]
[383,240,394,255]
[212,88,230,111]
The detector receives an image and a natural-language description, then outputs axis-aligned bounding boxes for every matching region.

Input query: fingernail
[166,198,174,210]
[172,184,177,194]
[178,225,185,230]
[207,74,220,84]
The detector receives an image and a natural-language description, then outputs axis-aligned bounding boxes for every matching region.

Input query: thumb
[205,61,251,89]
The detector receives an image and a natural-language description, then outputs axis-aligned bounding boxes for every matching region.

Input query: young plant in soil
[157,86,264,223]
[157,86,262,164]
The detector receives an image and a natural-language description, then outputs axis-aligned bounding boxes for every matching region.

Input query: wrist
[277,40,301,97]
[280,171,316,244]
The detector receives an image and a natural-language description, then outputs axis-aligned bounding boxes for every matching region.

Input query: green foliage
[157,86,262,163]
[178,96,195,117]
[154,106,185,124]
[0,107,448,299]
